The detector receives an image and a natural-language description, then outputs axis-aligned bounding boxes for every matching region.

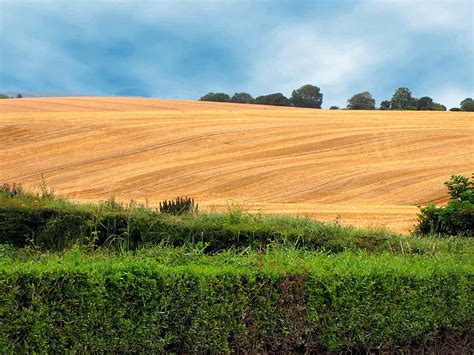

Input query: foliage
[255,93,290,106]
[347,91,375,110]
[329,105,339,110]
[380,100,391,110]
[16,93,22,98]
[199,92,231,102]
[0,248,472,352]
[0,93,8,99]
[415,97,446,111]
[290,84,323,108]
[460,98,474,112]
[231,92,254,104]
[416,175,474,236]
[1,191,472,254]
[450,107,462,111]
[390,87,416,110]
[0,183,23,198]
[159,196,198,215]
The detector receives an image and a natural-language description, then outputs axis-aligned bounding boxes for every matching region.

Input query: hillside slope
[1,97,473,232]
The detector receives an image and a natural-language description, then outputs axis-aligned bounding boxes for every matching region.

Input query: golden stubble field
[1,97,473,232]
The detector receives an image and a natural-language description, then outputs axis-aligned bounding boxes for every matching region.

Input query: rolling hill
[1,97,473,232]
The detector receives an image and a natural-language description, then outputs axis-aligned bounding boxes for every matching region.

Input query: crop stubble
[1,97,473,232]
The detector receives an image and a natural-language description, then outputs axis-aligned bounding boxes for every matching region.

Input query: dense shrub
[0,249,471,352]
[416,175,474,236]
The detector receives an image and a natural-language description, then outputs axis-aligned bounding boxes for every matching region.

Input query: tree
[255,93,290,106]
[0,93,8,99]
[450,107,462,111]
[390,87,415,109]
[416,96,434,110]
[329,106,339,110]
[231,92,254,104]
[347,91,375,110]
[290,84,323,108]
[380,100,391,110]
[460,98,474,112]
[199,92,230,102]
[430,103,446,111]
[16,93,22,98]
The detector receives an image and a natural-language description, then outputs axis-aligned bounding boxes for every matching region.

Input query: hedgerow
[0,248,472,352]
[0,195,472,254]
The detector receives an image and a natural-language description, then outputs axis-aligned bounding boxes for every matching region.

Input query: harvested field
[1,97,473,232]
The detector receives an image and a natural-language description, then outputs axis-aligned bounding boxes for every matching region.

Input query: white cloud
[362,0,473,32]
[246,24,388,107]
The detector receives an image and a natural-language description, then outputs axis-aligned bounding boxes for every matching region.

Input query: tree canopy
[390,87,415,109]
[290,84,323,108]
[460,98,474,112]
[380,100,391,110]
[255,93,290,106]
[231,92,254,104]
[199,92,231,102]
[347,91,375,110]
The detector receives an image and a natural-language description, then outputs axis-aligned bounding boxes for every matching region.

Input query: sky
[0,0,473,108]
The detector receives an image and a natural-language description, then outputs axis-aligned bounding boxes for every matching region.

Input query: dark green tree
[416,96,434,110]
[347,91,375,110]
[255,93,290,106]
[430,103,446,111]
[380,100,391,110]
[460,98,474,112]
[16,93,23,98]
[0,93,8,99]
[199,92,231,102]
[231,92,254,104]
[329,106,339,110]
[390,87,415,109]
[290,84,323,108]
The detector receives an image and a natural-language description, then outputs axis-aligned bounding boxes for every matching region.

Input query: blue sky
[0,0,472,108]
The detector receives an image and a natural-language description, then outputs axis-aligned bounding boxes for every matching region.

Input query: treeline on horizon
[200,84,474,112]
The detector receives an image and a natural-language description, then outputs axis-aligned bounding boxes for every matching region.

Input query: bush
[329,106,339,110]
[0,250,472,352]
[416,175,474,236]
[450,107,462,111]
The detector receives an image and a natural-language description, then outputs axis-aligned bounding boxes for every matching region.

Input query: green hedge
[0,250,472,352]
[1,202,472,254]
